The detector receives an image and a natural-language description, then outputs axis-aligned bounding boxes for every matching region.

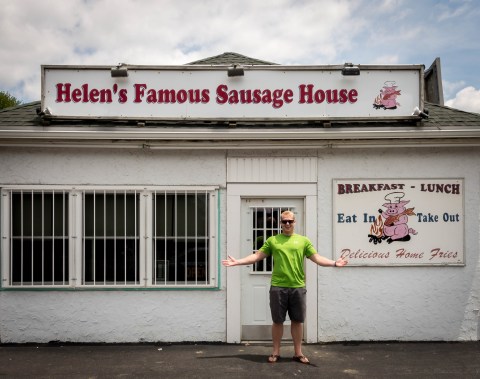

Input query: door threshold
[241,340,293,345]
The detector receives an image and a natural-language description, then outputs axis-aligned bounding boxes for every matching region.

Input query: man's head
[280,210,295,236]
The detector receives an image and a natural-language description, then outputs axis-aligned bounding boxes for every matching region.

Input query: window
[251,206,295,273]
[1,186,217,289]
[82,191,140,286]
[153,191,210,285]
[7,190,69,286]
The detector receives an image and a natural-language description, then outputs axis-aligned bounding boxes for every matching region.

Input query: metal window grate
[152,190,210,286]
[251,206,294,273]
[82,190,140,286]
[2,186,216,288]
[9,190,69,286]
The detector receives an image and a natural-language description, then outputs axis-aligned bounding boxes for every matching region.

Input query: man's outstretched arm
[222,251,269,267]
[309,253,348,267]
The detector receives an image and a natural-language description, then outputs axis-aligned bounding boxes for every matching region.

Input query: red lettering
[326,89,338,103]
[177,89,187,104]
[339,89,348,103]
[272,89,283,109]
[429,248,458,260]
[253,89,262,103]
[71,88,82,103]
[55,83,113,103]
[314,89,325,103]
[349,89,358,103]
[55,83,71,102]
[134,84,147,103]
[90,88,99,103]
[201,89,210,103]
[396,248,424,259]
[299,84,313,104]
[81,84,89,102]
[146,89,157,103]
[299,85,358,104]
[216,84,228,104]
[118,89,128,103]
[284,89,294,104]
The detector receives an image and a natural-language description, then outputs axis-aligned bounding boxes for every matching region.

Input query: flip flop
[292,355,310,364]
[268,354,280,363]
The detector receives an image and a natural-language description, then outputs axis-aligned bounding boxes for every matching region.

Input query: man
[222,210,348,364]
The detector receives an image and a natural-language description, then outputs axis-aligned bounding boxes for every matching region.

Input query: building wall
[1,145,479,342]
[315,147,480,342]
[0,147,228,343]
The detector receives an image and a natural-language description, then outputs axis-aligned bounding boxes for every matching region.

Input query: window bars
[82,190,140,286]
[152,190,209,286]
[9,190,69,286]
[2,187,214,288]
[251,206,294,273]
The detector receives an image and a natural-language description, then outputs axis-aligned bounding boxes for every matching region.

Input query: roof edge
[187,51,277,65]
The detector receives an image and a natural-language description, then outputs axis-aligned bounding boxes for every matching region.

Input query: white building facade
[1,53,479,343]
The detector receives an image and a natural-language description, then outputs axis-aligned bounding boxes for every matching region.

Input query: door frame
[226,183,318,343]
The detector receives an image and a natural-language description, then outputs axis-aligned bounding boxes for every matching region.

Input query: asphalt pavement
[1,341,480,378]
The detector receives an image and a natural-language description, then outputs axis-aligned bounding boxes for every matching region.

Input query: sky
[1,0,479,113]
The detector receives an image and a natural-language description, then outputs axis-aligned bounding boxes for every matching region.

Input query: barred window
[82,191,140,286]
[153,191,209,285]
[251,206,295,273]
[7,190,69,286]
[1,187,217,289]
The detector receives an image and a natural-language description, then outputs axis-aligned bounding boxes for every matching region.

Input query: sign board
[333,178,464,266]
[41,65,423,121]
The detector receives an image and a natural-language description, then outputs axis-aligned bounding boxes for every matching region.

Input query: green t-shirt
[259,233,317,288]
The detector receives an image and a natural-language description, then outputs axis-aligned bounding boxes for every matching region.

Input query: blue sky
[1,0,479,113]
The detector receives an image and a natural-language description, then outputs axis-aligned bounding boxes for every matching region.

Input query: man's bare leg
[291,321,304,357]
[271,322,284,356]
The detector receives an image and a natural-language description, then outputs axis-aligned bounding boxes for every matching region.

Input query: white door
[240,198,305,341]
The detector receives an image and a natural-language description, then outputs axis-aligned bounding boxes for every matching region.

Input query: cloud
[445,86,480,114]
[0,0,367,102]
[1,0,479,113]
[443,80,466,101]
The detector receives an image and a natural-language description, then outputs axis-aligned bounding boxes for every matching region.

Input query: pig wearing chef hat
[381,192,417,243]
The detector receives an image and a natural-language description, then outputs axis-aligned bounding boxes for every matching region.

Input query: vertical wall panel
[227,157,317,183]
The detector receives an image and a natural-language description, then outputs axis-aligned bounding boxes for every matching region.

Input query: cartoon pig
[373,81,401,110]
[381,192,417,243]
[379,83,401,109]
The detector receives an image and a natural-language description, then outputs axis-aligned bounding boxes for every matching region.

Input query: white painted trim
[1,190,11,287]
[226,193,242,343]
[226,183,318,343]
[0,185,219,192]
[3,127,480,142]
[304,194,318,343]
[70,190,82,287]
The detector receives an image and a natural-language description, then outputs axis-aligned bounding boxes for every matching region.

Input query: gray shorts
[269,286,307,324]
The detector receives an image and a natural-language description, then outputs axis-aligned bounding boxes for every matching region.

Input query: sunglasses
[281,219,295,224]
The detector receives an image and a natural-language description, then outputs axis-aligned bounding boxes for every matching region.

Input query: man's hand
[335,258,348,267]
[222,255,239,267]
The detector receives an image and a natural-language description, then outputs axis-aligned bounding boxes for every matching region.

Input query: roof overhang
[1,125,480,149]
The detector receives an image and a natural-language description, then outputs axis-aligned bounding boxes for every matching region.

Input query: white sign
[41,65,423,120]
[333,179,464,266]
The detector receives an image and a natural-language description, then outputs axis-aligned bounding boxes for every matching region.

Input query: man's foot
[268,354,280,363]
[292,355,310,364]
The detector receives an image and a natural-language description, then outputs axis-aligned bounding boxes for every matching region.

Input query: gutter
[0,126,480,149]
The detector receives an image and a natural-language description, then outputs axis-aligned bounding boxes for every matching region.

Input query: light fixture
[412,106,429,119]
[111,63,128,77]
[227,64,244,77]
[341,63,360,76]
